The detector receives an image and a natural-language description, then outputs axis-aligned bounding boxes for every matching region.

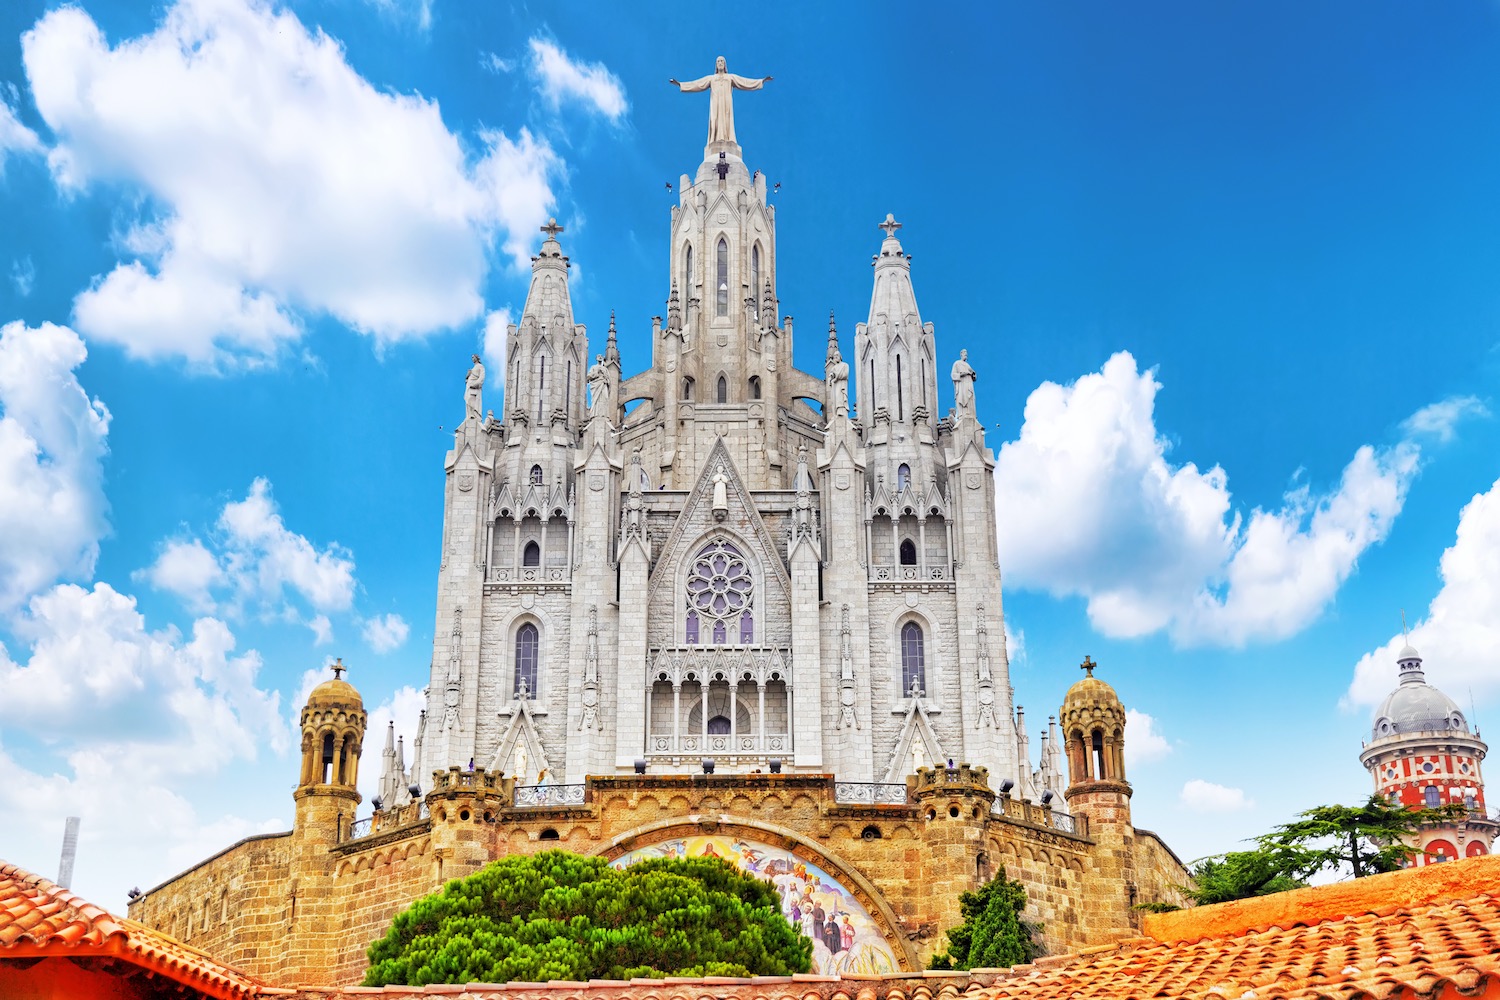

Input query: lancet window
[900,620,925,696]
[716,238,729,317]
[751,243,761,317]
[514,622,539,697]
[685,539,754,644]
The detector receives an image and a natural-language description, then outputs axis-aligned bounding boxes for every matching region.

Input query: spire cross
[1080,655,1096,678]
[540,218,564,239]
[331,657,346,680]
[879,213,902,238]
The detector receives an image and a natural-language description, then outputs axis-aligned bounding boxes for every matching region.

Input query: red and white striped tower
[1359,643,1497,864]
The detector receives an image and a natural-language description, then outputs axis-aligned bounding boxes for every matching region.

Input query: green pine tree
[927,872,1041,970]
[363,850,813,986]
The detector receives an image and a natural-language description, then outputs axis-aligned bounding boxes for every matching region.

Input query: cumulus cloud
[0,581,285,762]
[0,321,111,615]
[1124,709,1171,766]
[482,306,512,377]
[21,0,562,367]
[0,85,43,174]
[996,352,1442,646]
[1346,475,1500,710]
[362,612,409,653]
[137,537,222,613]
[528,39,627,121]
[218,478,356,613]
[1180,779,1253,812]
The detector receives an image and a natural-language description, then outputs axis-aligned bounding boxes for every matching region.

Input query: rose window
[686,540,754,644]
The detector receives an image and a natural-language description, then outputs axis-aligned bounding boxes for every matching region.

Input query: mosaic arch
[610,833,903,976]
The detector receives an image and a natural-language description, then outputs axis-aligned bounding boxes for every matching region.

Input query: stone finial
[879,213,902,239]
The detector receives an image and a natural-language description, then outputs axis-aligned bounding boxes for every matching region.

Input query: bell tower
[294,658,366,842]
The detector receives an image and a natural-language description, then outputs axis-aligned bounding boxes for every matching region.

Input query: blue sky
[2,0,1500,908]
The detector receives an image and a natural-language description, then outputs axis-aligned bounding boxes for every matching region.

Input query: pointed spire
[667,282,682,332]
[604,310,621,367]
[795,442,813,495]
[826,311,841,364]
[762,280,775,325]
[384,720,395,753]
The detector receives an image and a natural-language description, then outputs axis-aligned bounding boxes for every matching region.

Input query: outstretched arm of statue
[672,75,713,93]
[728,74,771,90]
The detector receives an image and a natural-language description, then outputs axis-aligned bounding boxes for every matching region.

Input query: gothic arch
[598,817,918,971]
[674,526,766,644]
[883,601,949,705]
[491,604,562,705]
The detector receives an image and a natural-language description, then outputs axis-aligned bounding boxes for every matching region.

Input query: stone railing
[834,782,910,805]
[513,783,587,808]
[992,796,1086,837]
[648,733,790,755]
[431,767,503,792]
[871,564,950,583]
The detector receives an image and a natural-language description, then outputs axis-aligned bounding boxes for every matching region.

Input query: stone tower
[1360,643,1496,863]
[1061,657,1137,938]
[294,659,367,842]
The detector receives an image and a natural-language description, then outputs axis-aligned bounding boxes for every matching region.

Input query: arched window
[716,238,729,317]
[529,465,543,486]
[522,541,540,567]
[900,621,925,697]
[749,376,761,399]
[899,539,917,565]
[682,376,694,400]
[868,358,876,409]
[716,375,728,403]
[1092,730,1107,780]
[1425,785,1441,808]
[751,244,761,316]
[897,463,910,491]
[707,715,731,735]
[515,623,539,697]
[565,358,572,412]
[684,242,693,287]
[320,731,335,784]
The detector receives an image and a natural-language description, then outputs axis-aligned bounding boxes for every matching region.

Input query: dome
[1061,657,1123,718]
[305,660,363,710]
[1372,678,1467,739]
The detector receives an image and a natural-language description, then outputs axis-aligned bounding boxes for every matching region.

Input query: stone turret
[294,658,366,842]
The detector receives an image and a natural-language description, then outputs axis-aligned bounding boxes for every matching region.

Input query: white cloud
[480,51,513,75]
[1400,396,1488,444]
[996,352,1428,646]
[307,613,333,646]
[137,537,222,613]
[362,612,409,653]
[1124,709,1171,766]
[10,256,36,296]
[22,0,562,367]
[362,0,432,32]
[527,39,627,121]
[1180,779,1253,812]
[0,84,43,174]
[218,478,356,613]
[1346,474,1500,710]
[482,306,511,381]
[0,321,111,615]
[0,581,285,762]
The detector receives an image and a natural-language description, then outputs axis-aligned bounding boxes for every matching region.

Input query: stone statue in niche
[465,354,485,423]
[951,349,976,413]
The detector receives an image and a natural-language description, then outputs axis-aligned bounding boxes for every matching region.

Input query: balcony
[871,564,950,583]
[647,733,790,756]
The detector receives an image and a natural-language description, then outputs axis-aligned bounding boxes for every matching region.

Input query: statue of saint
[586,353,611,418]
[951,349,976,411]
[826,341,849,417]
[670,57,772,146]
[465,353,485,423]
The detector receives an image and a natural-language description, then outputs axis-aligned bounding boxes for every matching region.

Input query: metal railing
[834,782,910,805]
[513,783,586,808]
[344,817,372,841]
[992,797,1083,836]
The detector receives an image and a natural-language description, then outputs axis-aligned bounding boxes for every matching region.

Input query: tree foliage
[364,850,813,986]
[1183,795,1470,905]
[928,872,1041,970]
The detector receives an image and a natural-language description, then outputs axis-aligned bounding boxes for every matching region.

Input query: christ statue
[670,57,772,146]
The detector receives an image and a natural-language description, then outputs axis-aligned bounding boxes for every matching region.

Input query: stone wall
[129,769,1188,988]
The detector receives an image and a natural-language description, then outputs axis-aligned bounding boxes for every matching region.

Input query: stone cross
[1080,655,1096,678]
[879,214,902,239]
[540,218,564,239]
[331,658,346,680]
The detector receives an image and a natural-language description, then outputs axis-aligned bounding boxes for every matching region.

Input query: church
[124,60,1189,987]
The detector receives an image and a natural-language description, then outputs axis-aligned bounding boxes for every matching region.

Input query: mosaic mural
[611,835,901,975]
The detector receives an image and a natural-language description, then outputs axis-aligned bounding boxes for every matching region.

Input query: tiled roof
[0,860,263,1000]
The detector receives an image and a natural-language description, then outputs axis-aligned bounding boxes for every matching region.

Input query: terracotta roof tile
[0,859,263,1000]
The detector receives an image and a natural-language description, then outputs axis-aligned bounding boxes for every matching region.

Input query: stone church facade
[126,70,1189,987]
